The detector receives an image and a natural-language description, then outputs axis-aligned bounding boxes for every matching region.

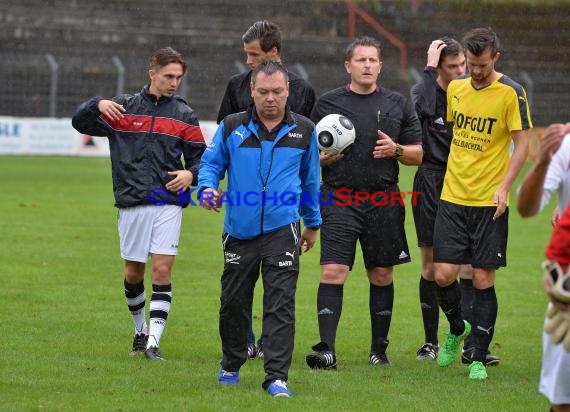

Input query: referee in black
[305,36,423,369]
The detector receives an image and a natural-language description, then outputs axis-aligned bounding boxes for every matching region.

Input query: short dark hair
[345,36,382,61]
[242,20,281,54]
[462,27,500,57]
[439,36,463,66]
[149,47,187,74]
[251,60,289,84]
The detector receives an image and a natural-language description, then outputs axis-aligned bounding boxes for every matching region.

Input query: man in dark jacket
[199,61,321,397]
[217,20,315,123]
[72,47,206,361]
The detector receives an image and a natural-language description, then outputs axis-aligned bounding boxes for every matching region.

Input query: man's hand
[373,130,397,159]
[299,227,318,253]
[97,99,125,121]
[201,187,223,212]
[492,187,508,220]
[538,123,567,164]
[552,207,560,227]
[166,170,193,193]
[426,39,446,68]
[320,152,343,167]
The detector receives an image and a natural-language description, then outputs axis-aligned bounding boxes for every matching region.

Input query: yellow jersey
[443,73,532,206]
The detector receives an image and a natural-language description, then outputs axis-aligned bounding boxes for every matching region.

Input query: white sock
[147,284,172,348]
[131,308,148,335]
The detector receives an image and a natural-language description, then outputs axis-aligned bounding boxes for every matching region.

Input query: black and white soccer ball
[316,114,356,154]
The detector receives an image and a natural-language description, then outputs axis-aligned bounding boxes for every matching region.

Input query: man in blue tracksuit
[198,60,321,398]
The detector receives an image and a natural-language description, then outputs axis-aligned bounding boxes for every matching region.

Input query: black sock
[317,283,343,352]
[472,286,497,362]
[247,326,256,345]
[124,278,147,335]
[460,278,475,349]
[437,281,464,336]
[419,276,439,345]
[370,282,393,353]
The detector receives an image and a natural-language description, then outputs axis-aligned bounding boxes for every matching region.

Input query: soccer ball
[316,114,356,154]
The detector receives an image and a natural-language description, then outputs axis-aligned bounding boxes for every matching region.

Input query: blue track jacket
[198,106,322,240]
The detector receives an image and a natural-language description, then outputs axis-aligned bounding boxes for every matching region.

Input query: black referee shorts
[320,185,411,269]
[412,167,446,247]
[433,200,508,269]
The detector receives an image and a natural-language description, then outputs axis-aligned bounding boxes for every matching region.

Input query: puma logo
[477,325,494,335]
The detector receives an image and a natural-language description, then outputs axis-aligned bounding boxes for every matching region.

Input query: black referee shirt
[311,85,422,192]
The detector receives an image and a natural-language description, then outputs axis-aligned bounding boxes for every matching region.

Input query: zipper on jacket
[143,101,158,188]
[260,185,266,234]
[150,100,158,131]
[259,145,276,236]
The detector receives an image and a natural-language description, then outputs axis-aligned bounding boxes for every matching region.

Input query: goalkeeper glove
[544,304,570,352]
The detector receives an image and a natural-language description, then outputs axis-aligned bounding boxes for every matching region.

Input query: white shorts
[118,204,182,262]
[539,307,570,405]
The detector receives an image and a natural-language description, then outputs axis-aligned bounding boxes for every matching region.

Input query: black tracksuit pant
[219,223,300,388]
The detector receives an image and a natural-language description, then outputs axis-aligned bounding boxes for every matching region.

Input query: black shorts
[433,200,508,269]
[320,185,411,269]
[412,167,445,247]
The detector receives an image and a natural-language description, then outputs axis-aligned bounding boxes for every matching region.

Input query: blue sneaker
[266,380,292,397]
[218,368,239,385]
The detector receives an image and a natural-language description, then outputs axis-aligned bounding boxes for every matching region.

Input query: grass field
[0,155,555,411]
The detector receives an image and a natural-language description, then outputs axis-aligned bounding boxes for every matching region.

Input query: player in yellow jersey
[432,28,532,380]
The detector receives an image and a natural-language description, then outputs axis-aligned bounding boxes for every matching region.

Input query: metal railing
[345,0,408,79]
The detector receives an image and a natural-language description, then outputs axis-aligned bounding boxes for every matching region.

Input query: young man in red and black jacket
[72,47,206,361]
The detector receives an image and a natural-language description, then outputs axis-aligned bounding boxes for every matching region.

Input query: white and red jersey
[540,133,570,213]
[546,202,570,267]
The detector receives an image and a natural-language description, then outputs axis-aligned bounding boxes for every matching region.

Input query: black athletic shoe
[369,352,391,366]
[461,347,500,366]
[130,333,148,356]
[144,346,165,361]
[306,342,337,370]
[247,342,258,360]
[256,342,264,360]
[416,343,439,361]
